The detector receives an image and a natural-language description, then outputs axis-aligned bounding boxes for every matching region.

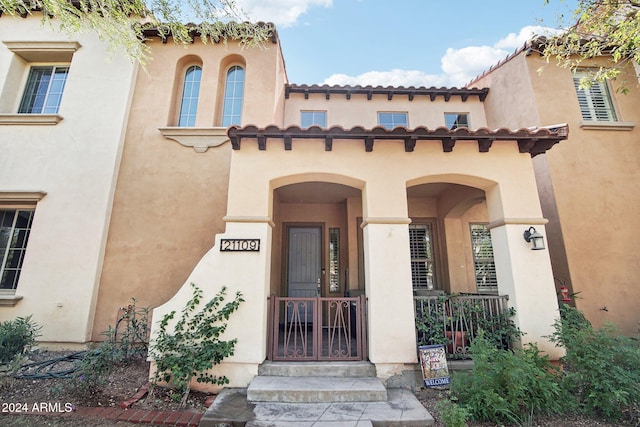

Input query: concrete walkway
[200,387,434,426]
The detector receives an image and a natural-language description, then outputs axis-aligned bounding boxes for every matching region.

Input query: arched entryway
[267,179,368,361]
[406,181,495,296]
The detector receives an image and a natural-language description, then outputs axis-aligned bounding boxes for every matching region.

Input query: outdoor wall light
[523,226,545,250]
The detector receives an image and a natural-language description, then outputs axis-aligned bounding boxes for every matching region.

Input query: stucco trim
[158,127,230,152]
[3,41,81,62]
[223,216,275,228]
[0,114,63,125]
[0,295,23,307]
[0,191,47,202]
[486,218,549,230]
[361,217,412,228]
[578,121,635,131]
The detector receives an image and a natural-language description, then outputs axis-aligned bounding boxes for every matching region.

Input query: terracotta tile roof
[227,124,568,157]
[285,84,489,101]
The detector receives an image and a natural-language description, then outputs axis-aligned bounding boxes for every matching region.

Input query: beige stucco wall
[284,93,488,129]
[92,38,287,339]
[476,51,640,335]
[0,15,136,343]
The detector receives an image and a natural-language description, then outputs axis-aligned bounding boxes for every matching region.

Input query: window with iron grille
[409,223,436,290]
[470,223,497,293]
[0,209,35,291]
[573,71,617,122]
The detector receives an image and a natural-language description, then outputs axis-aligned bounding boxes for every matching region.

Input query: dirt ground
[0,350,635,426]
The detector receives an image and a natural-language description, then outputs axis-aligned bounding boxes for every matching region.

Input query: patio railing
[414,294,515,359]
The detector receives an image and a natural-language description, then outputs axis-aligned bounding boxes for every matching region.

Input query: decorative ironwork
[268,295,367,361]
[414,294,513,359]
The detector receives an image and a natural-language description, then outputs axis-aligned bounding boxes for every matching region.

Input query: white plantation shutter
[470,224,498,294]
[573,72,617,122]
[409,224,436,290]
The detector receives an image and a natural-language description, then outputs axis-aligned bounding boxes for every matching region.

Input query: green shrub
[0,315,41,368]
[451,330,566,424]
[550,304,640,420]
[150,283,243,406]
[436,399,470,427]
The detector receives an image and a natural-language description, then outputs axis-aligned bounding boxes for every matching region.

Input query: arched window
[178,65,202,127]
[221,66,245,126]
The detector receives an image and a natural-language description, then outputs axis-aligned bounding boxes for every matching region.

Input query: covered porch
[151,123,568,390]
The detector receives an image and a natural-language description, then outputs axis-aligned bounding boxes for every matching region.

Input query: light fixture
[523,226,545,250]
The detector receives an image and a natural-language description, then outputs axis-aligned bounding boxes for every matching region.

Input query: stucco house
[2,12,636,391]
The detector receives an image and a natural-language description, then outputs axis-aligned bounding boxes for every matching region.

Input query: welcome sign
[418,344,450,387]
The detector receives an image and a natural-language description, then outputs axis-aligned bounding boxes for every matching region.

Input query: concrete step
[258,361,377,378]
[200,388,434,427]
[246,375,388,403]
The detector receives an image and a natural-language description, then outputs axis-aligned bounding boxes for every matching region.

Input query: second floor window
[178,65,202,127]
[301,111,327,128]
[378,112,408,129]
[573,71,617,122]
[445,113,469,129]
[221,65,245,126]
[18,66,69,114]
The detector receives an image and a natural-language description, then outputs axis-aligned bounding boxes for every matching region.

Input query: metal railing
[268,295,367,361]
[414,294,513,358]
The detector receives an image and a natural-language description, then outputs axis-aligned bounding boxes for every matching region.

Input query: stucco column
[362,219,417,365]
[488,221,564,359]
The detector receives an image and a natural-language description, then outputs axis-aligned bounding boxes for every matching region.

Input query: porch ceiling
[227,124,568,157]
[277,182,360,203]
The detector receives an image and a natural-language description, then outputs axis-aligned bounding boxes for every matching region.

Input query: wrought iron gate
[267,295,367,361]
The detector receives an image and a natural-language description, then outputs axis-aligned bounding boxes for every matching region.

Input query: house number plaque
[220,239,260,252]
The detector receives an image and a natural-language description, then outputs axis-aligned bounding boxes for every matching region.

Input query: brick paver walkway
[2,406,203,426]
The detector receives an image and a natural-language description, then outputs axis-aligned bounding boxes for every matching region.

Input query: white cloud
[494,25,560,49]
[238,0,332,27]
[322,25,560,87]
[441,45,510,86]
[324,69,448,88]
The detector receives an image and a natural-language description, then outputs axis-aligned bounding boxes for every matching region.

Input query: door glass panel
[329,228,340,293]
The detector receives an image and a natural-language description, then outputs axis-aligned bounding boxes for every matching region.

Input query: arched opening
[267,179,367,361]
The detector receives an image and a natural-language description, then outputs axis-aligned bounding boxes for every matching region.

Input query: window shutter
[470,224,498,293]
[573,73,617,122]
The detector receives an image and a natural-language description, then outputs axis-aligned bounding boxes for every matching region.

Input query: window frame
[573,70,618,123]
[377,111,408,129]
[18,64,70,114]
[177,64,202,127]
[301,110,327,128]
[221,65,245,127]
[444,113,470,130]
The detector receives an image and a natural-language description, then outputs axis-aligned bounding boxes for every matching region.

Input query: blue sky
[236,0,578,87]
